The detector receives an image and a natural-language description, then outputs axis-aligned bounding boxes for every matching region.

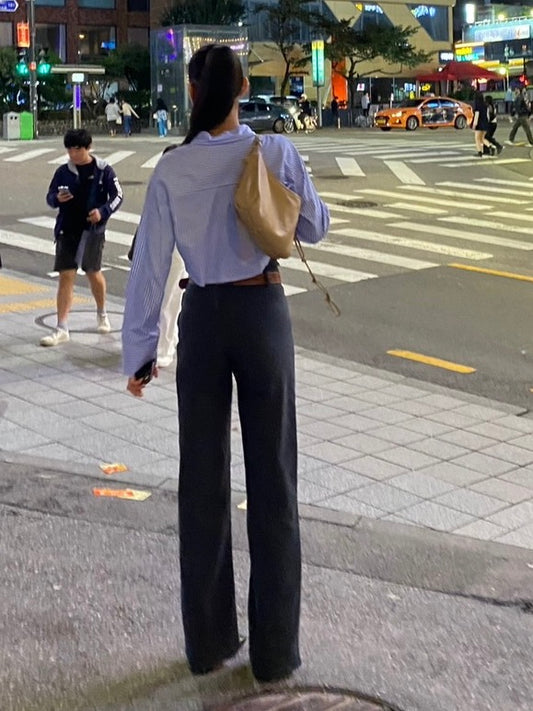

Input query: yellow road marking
[387,349,476,374]
[448,263,533,283]
[0,275,49,296]
[0,296,91,313]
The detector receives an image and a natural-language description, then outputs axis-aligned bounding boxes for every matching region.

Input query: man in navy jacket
[41,128,123,347]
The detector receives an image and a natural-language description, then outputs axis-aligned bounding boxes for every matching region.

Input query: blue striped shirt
[122,124,329,376]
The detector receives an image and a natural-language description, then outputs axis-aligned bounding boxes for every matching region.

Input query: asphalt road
[2,127,533,407]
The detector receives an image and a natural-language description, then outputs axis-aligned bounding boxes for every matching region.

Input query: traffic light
[37,48,51,76]
[16,49,29,77]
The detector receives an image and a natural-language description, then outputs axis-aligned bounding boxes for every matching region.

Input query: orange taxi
[374,96,473,132]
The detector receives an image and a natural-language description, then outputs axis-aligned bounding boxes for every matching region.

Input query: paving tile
[507,434,533,452]
[351,389,404,406]
[296,401,346,420]
[23,442,94,464]
[0,423,51,451]
[494,523,533,549]
[492,415,533,434]
[410,438,470,460]
[374,447,440,471]
[79,411,142,433]
[323,381,367,396]
[427,411,484,429]
[389,399,441,417]
[118,401,179,422]
[362,406,413,425]
[466,422,527,442]
[415,462,486,486]
[433,489,506,517]
[316,494,384,519]
[345,374,393,389]
[499,468,533,490]
[379,514,417,527]
[365,424,425,446]
[394,501,475,532]
[454,520,507,542]
[388,472,456,498]
[321,395,376,412]
[47,400,106,419]
[331,432,391,455]
[415,394,468,410]
[296,385,335,403]
[480,442,533,467]
[330,413,383,432]
[350,482,422,513]
[301,465,374,492]
[300,440,362,464]
[340,456,408,481]
[450,452,516,476]
[379,384,431,400]
[296,370,336,387]
[298,454,331,474]
[401,419,454,437]
[299,420,353,441]
[486,500,533,529]
[470,478,533,504]
[298,480,336,504]
[451,404,509,421]
[297,432,322,448]
[439,429,498,451]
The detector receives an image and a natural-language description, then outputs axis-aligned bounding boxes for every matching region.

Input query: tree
[0,47,22,111]
[256,0,315,97]
[321,20,433,110]
[101,44,150,92]
[161,0,245,26]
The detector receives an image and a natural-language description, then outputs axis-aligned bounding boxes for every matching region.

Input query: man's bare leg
[57,269,76,327]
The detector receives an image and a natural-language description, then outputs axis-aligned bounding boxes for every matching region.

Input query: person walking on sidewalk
[104,97,121,136]
[40,128,123,347]
[119,99,139,136]
[484,95,503,155]
[472,91,493,157]
[122,44,329,683]
[154,97,169,137]
[506,87,533,146]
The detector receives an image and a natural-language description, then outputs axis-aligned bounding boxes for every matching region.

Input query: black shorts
[54,231,105,273]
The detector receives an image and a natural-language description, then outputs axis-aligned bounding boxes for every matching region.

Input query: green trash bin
[19,111,34,140]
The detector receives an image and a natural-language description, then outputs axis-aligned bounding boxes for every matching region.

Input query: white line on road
[100,150,135,165]
[141,151,163,168]
[355,188,488,211]
[335,156,365,177]
[4,148,55,162]
[110,211,141,225]
[325,202,402,221]
[385,202,448,215]
[283,285,307,296]
[490,211,533,222]
[400,184,529,204]
[316,240,438,270]
[282,256,377,282]
[440,158,529,168]
[0,230,55,255]
[475,178,533,188]
[396,221,533,251]
[47,154,68,165]
[18,216,133,246]
[383,161,425,185]
[439,216,533,237]
[328,227,492,260]
[408,154,477,164]
[436,181,533,199]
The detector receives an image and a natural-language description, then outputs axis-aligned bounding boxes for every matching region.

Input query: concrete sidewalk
[2,267,533,550]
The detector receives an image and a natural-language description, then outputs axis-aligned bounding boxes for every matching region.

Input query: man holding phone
[40,128,123,347]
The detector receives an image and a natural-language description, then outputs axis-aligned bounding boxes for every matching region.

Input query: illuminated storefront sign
[439,51,454,62]
[469,23,531,44]
[455,43,485,62]
[411,5,437,19]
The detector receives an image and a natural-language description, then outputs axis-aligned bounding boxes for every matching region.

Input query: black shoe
[189,636,246,676]
[489,145,496,156]
[477,151,483,157]
[496,144,503,155]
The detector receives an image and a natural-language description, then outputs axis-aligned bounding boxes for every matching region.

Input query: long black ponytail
[182,44,244,145]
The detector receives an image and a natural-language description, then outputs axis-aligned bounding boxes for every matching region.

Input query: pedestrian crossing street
[1,135,530,182]
[3,177,533,297]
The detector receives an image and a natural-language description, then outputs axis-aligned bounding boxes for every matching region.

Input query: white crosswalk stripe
[5,148,55,162]
[4,178,533,296]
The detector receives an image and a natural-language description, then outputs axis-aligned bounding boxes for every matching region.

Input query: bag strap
[294,237,341,317]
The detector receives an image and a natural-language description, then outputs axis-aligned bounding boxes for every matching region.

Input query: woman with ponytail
[123,44,329,683]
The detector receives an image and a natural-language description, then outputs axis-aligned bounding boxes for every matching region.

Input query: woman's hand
[126,366,158,398]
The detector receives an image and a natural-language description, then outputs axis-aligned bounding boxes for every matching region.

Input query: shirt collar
[193,124,254,144]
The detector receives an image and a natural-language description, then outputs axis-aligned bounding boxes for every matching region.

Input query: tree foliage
[320,20,433,107]
[0,47,18,110]
[161,0,245,26]
[256,0,315,97]
[101,44,151,92]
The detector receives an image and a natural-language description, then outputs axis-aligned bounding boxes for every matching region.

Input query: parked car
[239,100,294,133]
[374,96,474,131]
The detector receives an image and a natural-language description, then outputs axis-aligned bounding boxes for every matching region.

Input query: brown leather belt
[232,271,281,286]
[179,272,281,289]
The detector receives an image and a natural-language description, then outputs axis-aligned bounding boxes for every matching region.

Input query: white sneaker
[96,314,111,333]
[40,328,69,347]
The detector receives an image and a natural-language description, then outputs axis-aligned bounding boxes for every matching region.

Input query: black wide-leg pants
[176,281,301,681]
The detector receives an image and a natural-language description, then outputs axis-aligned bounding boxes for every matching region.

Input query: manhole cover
[211,690,399,710]
[319,175,350,180]
[120,180,143,186]
[335,200,377,208]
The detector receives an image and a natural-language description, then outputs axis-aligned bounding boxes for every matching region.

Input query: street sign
[0,0,19,12]
[312,40,325,87]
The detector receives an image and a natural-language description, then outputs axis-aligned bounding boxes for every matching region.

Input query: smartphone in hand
[134,359,155,384]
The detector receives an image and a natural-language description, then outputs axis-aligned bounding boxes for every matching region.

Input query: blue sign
[0,0,19,11]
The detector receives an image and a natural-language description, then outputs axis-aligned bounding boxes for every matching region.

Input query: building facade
[0,0,149,64]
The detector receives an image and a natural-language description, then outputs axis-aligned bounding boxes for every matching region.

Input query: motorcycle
[284,105,317,133]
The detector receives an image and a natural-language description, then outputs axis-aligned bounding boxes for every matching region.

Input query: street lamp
[27,0,37,137]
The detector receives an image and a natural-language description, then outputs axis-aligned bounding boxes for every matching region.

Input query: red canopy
[418,61,501,82]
